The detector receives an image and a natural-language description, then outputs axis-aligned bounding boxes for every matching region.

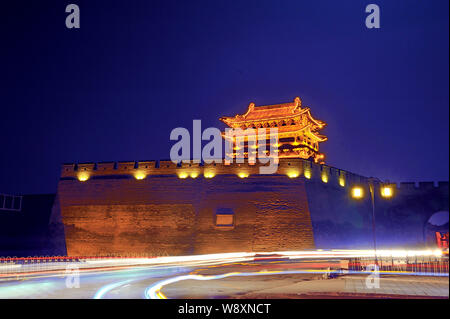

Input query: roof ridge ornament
[293,96,302,112]
[243,102,255,118]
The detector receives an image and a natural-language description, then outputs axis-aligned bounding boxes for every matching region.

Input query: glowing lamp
[204,172,215,178]
[190,172,199,179]
[304,170,311,179]
[287,171,299,178]
[381,186,393,198]
[178,172,188,179]
[339,177,345,187]
[78,173,89,182]
[351,187,364,199]
[134,172,146,180]
[321,174,328,183]
[238,172,249,178]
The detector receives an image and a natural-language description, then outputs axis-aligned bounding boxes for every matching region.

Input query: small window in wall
[215,208,235,229]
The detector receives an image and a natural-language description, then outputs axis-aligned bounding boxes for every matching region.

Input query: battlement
[59,158,449,194]
[59,158,351,188]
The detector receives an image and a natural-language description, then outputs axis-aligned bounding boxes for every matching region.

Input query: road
[0,251,448,299]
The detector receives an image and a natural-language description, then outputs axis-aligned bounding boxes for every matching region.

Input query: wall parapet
[59,159,449,191]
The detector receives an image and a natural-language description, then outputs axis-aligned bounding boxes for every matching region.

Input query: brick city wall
[58,159,319,256]
[50,158,449,256]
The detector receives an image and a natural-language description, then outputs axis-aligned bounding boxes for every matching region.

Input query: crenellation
[137,161,156,169]
[277,158,302,177]
[159,160,177,168]
[117,161,136,171]
[74,163,95,182]
[418,181,435,189]
[95,162,116,176]
[399,182,419,190]
[181,161,201,168]
[58,159,446,192]
[76,163,95,171]
[61,164,76,178]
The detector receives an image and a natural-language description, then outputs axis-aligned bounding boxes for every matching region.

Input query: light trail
[144,268,449,299]
[0,249,446,299]
[93,279,135,299]
[1,249,444,278]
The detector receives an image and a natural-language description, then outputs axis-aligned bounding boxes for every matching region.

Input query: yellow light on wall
[381,186,393,198]
[190,172,199,179]
[134,172,146,180]
[304,170,311,179]
[321,173,328,183]
[287,171,299,178]
[178,172,188,179]
[204,172,215,178]
[238,172,249,178]
[339,177,345,187]
[351,187,364,199]
[78,172,89,182]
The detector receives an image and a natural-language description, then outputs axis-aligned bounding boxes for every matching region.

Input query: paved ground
[0,259,448,299]
[162,273,449,299]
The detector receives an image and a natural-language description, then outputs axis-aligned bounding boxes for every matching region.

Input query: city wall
[55,158,449,256]
[1,158,447,257]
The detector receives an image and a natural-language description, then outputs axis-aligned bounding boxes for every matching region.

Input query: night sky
[1,0,448,195]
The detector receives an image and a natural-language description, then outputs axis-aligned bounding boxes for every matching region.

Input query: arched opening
[424,211,449,247]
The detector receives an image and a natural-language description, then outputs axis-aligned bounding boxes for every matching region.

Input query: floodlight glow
[352,187,363,199]
[78,172,89,182]
[134,172,146,180]
[287,171,299,178]
[381,186,393,198]
[304,170,311,179]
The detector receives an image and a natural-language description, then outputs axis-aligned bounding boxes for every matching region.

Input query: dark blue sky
[1,0,448,194]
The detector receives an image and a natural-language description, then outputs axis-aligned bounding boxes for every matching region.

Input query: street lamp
[351,179,394,266]
[381,186,394,198]
[351,187,364,199]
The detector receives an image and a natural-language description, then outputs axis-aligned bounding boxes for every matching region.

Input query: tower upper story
[220,97,327,163]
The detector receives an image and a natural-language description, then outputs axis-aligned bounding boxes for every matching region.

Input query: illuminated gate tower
[220,97,327,163]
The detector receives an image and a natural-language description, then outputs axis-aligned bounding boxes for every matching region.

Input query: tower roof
[220,97,325,129]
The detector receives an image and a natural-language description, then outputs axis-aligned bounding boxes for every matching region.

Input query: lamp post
[352,178,394,267]
[368,178,378,266]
